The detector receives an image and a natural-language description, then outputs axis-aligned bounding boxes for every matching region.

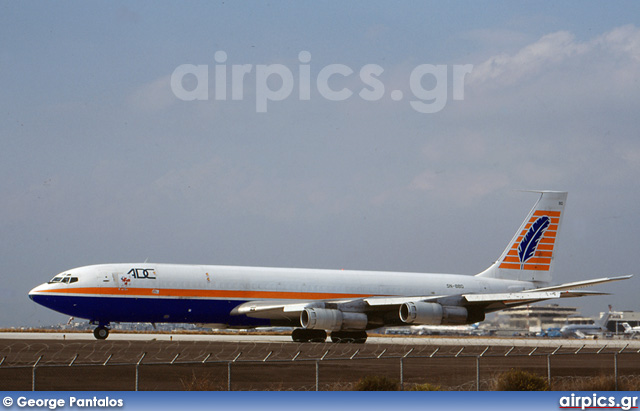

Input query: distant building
[493,304,594,333]
[603,310,640,333]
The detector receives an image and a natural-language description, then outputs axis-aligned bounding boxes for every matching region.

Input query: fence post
[400,357,404,391]
[315,361,319,391]
[400,348,413,390]
[476,356,480,391]
[476,347,489,391]
[614,353,618,391]
[135,353,146,391]
[32,356,42,391]
[547,355,552,389]
[228,352,241,391]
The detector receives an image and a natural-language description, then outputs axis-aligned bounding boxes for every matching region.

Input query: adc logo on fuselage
[127,268,157,279]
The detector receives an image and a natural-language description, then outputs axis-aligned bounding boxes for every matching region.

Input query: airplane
[621,322,640,337]
[559,311,611,339]
[386,323,482,336]
[29,191,631,343]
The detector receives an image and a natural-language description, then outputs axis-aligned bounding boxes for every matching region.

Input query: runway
[2,332,639,390]
[1,331,639,349]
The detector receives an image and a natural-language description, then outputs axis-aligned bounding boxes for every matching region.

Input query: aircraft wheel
[330,334,349,343]
[292,328,306,342]
[93,326,109,340]
[291,329,327,343]
[331,331,367,344]
[308,330,327,343]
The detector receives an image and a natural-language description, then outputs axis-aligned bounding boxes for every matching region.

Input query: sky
[2,1,640,327]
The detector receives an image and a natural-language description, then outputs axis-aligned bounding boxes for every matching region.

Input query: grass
[353,375,400,391]
[493,369,550,391]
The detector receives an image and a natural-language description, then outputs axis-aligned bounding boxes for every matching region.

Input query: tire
[93,326,109,340]
[291,328,327,343]
[331,331,367,344]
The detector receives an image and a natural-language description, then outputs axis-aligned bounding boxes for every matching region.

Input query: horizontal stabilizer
[464,289,610,305]
[464,291,561,303]
[524,275,632,293]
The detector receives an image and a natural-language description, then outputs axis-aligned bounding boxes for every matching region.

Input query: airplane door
[113,271,130,289]
[97,272,112,287]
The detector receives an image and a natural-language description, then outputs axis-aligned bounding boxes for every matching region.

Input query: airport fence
[1,341,639,391]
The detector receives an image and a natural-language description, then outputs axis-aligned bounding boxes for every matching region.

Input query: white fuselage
[29,263,534,326]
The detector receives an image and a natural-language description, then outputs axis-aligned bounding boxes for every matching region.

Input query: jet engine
[300,308,368,331]
[399,302,471,325]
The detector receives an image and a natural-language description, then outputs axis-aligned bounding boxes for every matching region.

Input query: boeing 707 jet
[29,191,630,342]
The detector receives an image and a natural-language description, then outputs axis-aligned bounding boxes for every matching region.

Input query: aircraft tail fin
[597,310,612,328]
[622,322,633,333]
[476,191,567,286]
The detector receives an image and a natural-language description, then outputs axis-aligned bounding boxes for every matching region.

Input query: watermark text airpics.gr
[170,51,473,113]
[559,393,638,411]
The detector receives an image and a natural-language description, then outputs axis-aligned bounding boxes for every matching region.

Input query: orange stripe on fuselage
[35,287,374,300]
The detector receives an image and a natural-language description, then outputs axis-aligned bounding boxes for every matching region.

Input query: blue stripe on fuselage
[30,294,277,327]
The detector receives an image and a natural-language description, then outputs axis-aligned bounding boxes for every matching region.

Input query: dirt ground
[1,338,638,390]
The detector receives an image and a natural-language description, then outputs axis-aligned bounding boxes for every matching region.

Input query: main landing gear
[330,331,367,344]
[291,329,368,343]
[93,325,110,340]
[292,329,327,342]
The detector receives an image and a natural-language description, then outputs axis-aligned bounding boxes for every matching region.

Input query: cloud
[128,75,176,112]
[469,31,586,85]
[400,25,640,210]
[598,24,640,62]
[469,25,640,87]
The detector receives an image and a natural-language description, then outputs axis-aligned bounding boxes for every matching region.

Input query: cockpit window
[48,273,74,284]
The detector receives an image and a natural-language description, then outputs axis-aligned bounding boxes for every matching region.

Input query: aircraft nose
[28,283,46,301]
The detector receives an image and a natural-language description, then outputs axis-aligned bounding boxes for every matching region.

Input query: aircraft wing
[574,330,587,339]
[229,276,631,323]
[230,287,614,322]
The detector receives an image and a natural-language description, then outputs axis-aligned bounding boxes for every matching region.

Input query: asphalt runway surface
[1,333,639,391]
